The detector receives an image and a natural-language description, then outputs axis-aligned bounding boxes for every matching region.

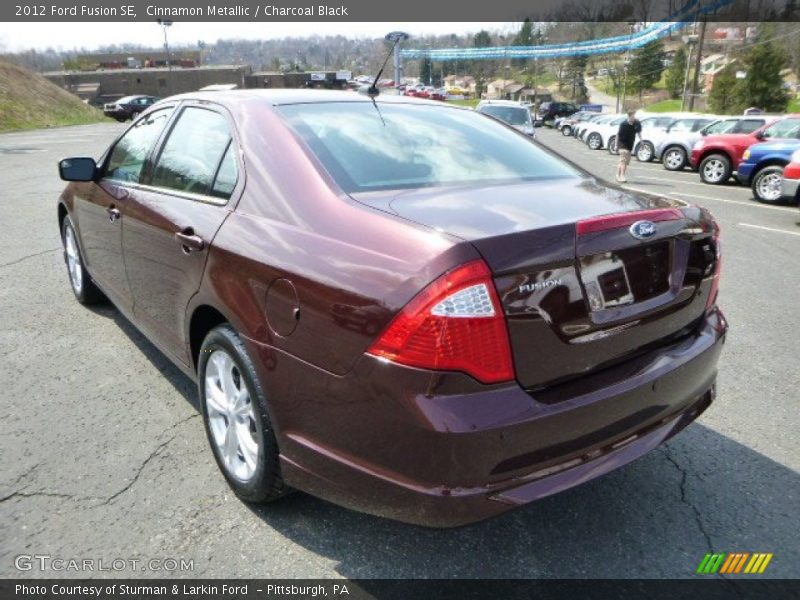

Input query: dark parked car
[58,90,726,527]
[539,101,580,124]
[103,95,160,122]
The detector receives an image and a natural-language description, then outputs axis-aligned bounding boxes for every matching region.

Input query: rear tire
[198,324,288,503]
[699,153,731,184]
[751,165,786,204]
[587,132,602,150]
[636,141,654,162]
[61,216,105,305]
[663,146,687,171]
[607,136,618,155]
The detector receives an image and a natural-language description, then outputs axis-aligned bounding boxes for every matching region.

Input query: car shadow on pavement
[246,425,799,579]
[82,303,799,579]
[86,303,198,411]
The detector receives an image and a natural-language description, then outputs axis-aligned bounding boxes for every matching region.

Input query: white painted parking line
[738,223,800,237]
[666,192,798,213]
[631,175,729,189]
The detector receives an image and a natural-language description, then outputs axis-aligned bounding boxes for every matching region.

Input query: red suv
[690,116,799,184]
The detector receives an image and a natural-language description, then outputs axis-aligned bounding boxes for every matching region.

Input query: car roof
[158,89,464,108]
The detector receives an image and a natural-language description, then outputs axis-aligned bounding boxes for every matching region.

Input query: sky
[0,22,518,52]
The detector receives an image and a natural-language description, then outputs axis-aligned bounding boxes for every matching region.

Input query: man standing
[616,110,641,183]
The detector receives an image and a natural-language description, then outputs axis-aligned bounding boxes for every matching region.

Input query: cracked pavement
[0,123,798,579]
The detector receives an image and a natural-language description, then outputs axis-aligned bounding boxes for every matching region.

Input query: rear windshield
[478,105,532,126]
[278,102,579,193]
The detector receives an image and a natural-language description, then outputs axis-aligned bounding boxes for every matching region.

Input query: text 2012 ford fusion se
[57,90,726,527]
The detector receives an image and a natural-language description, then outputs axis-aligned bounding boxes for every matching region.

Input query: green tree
[664,46,687,99]
[627,40,666,99]
[512,18,535,68]
[420,55,433,86]
[566,55,588,103]
[708,63,739,114]
[472,30,493,98]
[734,42,790,112]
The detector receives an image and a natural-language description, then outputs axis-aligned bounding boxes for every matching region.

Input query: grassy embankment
[0,60,105,132]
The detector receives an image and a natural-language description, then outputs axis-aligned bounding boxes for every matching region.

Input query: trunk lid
[353,178,719,390]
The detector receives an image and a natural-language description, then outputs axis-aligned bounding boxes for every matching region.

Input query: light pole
[385,31,410,90]
[157,19,173,71]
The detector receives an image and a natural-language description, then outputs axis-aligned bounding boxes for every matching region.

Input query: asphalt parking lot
[1,121,798,580]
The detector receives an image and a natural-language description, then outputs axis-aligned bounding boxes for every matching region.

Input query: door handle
[106,206,121,222]
[175,229,206,253]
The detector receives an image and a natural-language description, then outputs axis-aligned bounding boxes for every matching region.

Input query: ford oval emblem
[629,220,657,240]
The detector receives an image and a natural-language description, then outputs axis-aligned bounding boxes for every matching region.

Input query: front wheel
[561,124,572,136]
[61,217,105,305]
[636,141,654,162]
[199,324,288,503]
[663,146,687,171]
[751,165,786,204]
[587,132,602,150]
[699,153,732,184]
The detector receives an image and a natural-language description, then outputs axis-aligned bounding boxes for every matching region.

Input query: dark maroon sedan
[57,90,726,527]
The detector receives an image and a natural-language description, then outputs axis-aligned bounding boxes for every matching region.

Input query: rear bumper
[781,177,800,202]
[248,308,727,527]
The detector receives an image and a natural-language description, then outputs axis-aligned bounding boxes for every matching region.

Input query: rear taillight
[706,222,722,310]
[367,259,514,384]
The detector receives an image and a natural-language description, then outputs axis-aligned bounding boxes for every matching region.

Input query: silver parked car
[656,116,768,171]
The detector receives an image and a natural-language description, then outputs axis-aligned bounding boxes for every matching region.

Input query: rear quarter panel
[188,99,479,376]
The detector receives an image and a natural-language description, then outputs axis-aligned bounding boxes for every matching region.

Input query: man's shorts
[619,149,632,165]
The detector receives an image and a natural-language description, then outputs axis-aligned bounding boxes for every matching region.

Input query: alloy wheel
[664,148,685,170]
[756,172,783,202]
[703,159,726,183]
[205,349,259,482]
[64,225,83,294]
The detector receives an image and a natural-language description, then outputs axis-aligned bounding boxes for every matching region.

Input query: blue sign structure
[399,0,733,61]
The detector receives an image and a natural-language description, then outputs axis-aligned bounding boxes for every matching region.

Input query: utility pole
[157,19,173,72]
[688,17,707,111]
[621,21,635,111]
[680,35,698,112]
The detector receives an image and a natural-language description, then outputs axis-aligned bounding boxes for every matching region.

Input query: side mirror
[59,157,98,182]
[754,131,765,140]
[701,130,708,136]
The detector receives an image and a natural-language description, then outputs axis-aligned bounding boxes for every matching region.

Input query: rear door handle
[175,229,206,253]
[106,206,121,222]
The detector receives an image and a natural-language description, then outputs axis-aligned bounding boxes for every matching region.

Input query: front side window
[150,107,233,196]
[762,118,800,139]
[105,108,174,183]
[278,102,579,193]
[704,119,737,134]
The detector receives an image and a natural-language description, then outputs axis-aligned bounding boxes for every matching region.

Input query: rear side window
[735,119,766,134]
[105,108,173,183]
[210,144,238,199]
[150,107,235,197]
